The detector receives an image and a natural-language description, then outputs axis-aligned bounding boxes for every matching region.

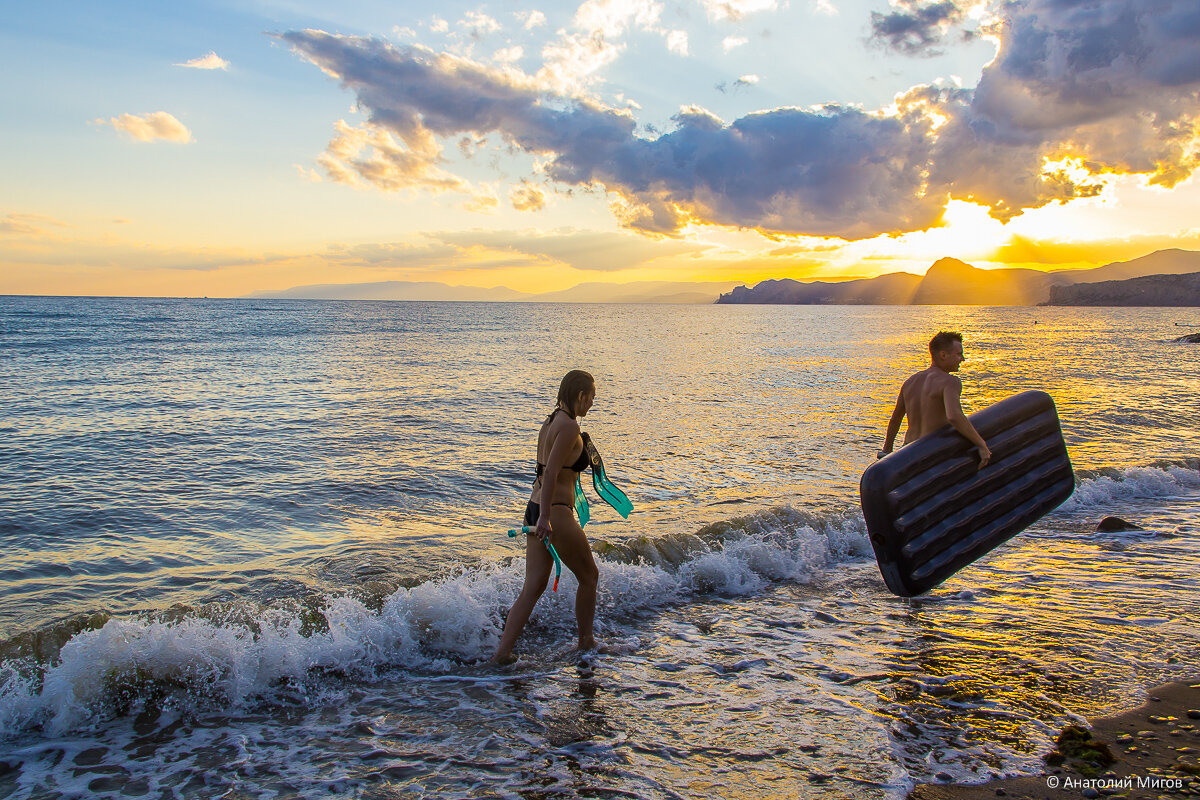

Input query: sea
[0,296,1197,799]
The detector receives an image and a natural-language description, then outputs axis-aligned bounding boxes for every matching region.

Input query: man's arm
[942,378,991,468]
[879,392,906,458]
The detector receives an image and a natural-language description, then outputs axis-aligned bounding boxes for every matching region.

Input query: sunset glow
[2,1,1198,297]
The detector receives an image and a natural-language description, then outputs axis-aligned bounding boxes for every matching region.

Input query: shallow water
[0,298,1197,798]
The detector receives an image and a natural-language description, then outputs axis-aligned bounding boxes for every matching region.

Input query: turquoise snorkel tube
[507,526,562,592]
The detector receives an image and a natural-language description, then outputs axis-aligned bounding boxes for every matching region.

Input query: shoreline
[908,678,1200,800]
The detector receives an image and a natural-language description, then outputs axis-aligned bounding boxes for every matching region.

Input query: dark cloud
[283,0,1200,238]
[870,1,970,55]
[929,0,1200,217]
[283,30,944,239]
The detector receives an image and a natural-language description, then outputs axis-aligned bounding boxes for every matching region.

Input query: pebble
[1187,710,1200,720]
[1082,789,1099,799]
[1117,734,1133,742]
[936,772,953,782]
[994,790,1006,797]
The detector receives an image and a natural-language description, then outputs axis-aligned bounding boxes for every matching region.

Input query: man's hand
[976,444,991,469]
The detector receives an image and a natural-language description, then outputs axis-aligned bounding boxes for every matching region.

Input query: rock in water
[1096,516,1144,532]
[1173,332,1200,343]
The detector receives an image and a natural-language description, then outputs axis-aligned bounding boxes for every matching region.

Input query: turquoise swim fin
[581,433,633,519]
[574,474,590,527]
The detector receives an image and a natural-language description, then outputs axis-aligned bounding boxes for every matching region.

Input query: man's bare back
[880,333,991,468]
[898,366,962,443]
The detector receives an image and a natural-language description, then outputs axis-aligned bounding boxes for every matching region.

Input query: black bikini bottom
[524,500,573,527]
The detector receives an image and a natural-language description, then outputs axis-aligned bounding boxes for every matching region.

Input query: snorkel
[507,526,562,592]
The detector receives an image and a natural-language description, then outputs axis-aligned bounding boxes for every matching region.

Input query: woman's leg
[493,534,553,662]
[548,505,599,650]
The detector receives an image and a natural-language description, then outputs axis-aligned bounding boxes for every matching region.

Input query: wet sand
[909,679,1200,800]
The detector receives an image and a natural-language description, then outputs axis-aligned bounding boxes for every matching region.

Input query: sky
[2,0,1199,297]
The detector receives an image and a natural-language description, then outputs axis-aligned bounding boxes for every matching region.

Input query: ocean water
[0,296,1197,799]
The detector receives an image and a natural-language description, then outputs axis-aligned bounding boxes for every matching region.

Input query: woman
[493,370,600,663]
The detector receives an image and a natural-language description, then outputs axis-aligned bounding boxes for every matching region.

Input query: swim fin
[581,432,633,519]
[574,474,591,527]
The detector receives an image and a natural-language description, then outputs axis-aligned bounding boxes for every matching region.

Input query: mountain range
[717,249,1200,305]
[249,279,742,304]
[250,249,1200,306]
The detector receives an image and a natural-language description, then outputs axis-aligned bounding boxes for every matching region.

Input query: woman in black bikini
[493,370,600,663]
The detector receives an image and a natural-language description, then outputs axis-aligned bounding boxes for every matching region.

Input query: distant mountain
[1043,271,1200,306]
[248,281,528,302]
[250,279,740,304]
[717,249,1200,306]
[1054,249,1200,283]
[911,257,1070,305]
[717,272,921,304]
[526,280,741,304]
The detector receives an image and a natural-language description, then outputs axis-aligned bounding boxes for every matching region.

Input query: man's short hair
[929,331,962,355]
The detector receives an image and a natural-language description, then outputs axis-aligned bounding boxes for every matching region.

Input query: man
[879,331,991,467]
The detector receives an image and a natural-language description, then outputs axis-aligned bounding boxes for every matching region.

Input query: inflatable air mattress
[860,390,1075,597]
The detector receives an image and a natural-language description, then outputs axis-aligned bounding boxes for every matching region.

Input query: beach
[910,678,1200,800]
[0,298,1197,798]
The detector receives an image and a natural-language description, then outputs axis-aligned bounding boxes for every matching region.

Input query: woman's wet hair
[929,331,962,355]
[557,370,595,417]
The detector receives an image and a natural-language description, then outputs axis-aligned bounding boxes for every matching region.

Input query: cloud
[0,234,290,272]
[461,11,502,37]
[315,119,467,193]
[734,74,759,86]
[283,30,942,238]
[722,35,749,51]
[517,10,548,29]
[494,45,524,63]
[97,112,193,143]
[434,228,710,271]
[283,0,1200,238]
[174,51,229,70]
[430,17,449,33]
[510,181,547,211]
[814,0,838,16]
[701,0,779,23]
[870,1,971,55]
[573,0,663,38]
[666,30,689,55]
[320,240,461,269]
[534,0,666,92]
[925,0,1200,218]
[0,213,70,237]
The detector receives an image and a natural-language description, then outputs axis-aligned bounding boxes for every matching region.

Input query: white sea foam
[0,506,870,738]
[1061,463,1200,511]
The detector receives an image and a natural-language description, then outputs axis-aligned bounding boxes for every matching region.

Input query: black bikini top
[536,407,590,475]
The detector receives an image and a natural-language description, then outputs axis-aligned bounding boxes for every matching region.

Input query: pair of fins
[573,432,633,527]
